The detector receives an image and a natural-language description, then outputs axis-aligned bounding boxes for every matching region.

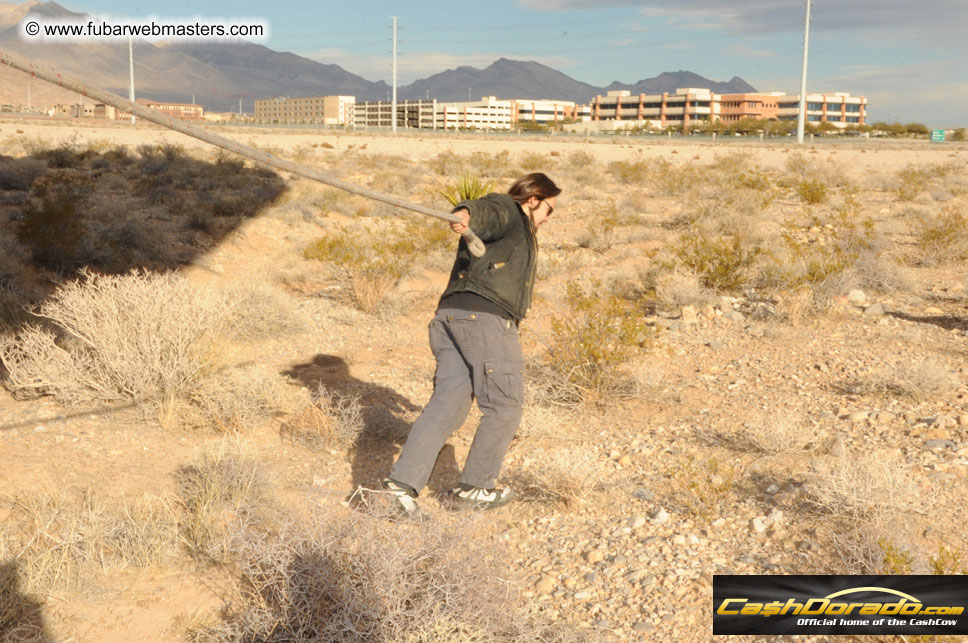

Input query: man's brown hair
[507,172,561,205]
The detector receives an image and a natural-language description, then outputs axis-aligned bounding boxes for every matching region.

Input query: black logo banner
[713,575,968,636]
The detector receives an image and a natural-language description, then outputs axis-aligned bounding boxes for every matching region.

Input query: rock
[829,436,846,457]
[672,534,686,545]
[681,305,698,324]
[847,289,866,305]
[768,509,785,525]
[630,516,646,530]
[925,439,957,451]
[958,415,968,426]
[701,305,717,320]
[864,303,885,316]
[750,517,768,533]
[724,310,745,322]
[848,411,869,422]
[535,576,556,594]
[586,549,604,564]
[831,295,850,305]
[618,455,633,467]
[765,483,780,495]
[652,508,670,524]
[632,487,654,501]
[633,622,656,633]
[925,306,945,315]
[711,518,726,528]
[706,340,726,350]
[625,569,648,582]
[574,591,593,601]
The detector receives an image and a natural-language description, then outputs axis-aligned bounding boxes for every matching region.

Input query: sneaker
[378,478,419,518]
[448,484,515,510]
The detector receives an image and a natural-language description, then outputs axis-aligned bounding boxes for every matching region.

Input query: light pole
[796,0,811,144]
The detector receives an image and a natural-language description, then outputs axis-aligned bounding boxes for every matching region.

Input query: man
[380,172,561,515]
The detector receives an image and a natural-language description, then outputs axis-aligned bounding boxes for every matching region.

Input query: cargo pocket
[484,360,524,406]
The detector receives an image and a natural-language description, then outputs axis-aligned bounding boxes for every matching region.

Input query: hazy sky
[62,0,968,125]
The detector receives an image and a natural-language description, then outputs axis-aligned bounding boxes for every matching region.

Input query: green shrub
[895,165,927,201]
[438,174,494,206]
[796,177,828,204]
[672,232,762,292]
[544,281,652,402]
[304,220,452,314]
[912,206,968,263]
[16,171,90,273]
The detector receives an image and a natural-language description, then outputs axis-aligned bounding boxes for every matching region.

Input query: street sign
[931,129,946,142]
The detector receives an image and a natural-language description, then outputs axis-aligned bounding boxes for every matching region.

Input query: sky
[62,0,968,125]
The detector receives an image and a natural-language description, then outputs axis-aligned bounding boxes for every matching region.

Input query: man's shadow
[283,354,459,493]
[0,560,53,642]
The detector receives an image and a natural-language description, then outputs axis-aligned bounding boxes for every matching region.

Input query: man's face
[530,196,556,230]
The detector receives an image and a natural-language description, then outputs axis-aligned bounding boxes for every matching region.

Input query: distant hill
[604,70,757,96]
[399,58,600,102]
[0,1,757,111]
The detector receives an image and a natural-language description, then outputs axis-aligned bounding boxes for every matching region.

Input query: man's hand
[450,208,470,234]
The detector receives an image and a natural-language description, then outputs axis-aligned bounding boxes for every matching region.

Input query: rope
[0,47,486,256]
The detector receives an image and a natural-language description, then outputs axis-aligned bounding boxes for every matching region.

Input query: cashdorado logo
[717,587,963,620]
[712,576,968,635]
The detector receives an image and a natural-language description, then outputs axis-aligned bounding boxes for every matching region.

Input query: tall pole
[128,36,136,124]
[391,15,398,133]
[796,0,811,144]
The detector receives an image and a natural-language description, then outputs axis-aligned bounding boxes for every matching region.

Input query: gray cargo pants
[390,307,524,492]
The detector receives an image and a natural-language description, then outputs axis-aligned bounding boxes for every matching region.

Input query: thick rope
[0,46,487,256]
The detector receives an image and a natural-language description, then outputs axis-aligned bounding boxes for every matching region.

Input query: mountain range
[0,1,756,112]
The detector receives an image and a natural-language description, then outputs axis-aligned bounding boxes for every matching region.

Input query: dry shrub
[653,268,713,308]
[0,155,46,191]
[0,488,180,597]
[910,206,968,265]
[830,517,925,574]
[509,449,612,508]
[198,508,568,642]
[668,455,737,519]
[0,270,236,417]
[737,411,825,455]
[860,358,958,402]
[224,280,306,341]
[181,365,298,432]
[0,559,50,643]
[175,440,270,562]
[809,454,920,521]
[284,383,365,449]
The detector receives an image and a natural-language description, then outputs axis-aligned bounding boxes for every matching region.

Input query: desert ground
[1,116,967,642]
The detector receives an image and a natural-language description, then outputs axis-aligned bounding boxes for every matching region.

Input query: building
[591,88,716,128]
[434,96,514,130]
[52,103,95,118]
[590,88,867,129]
[776,92,866,126]
[254,95,355,125]
[354,99,436,128]
[511,99,591,125]
[354,96,591,130]
[718,92,784,123]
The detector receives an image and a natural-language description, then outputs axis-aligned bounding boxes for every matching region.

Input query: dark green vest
[439,193,538,321]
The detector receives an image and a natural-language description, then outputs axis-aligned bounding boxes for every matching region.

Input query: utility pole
[390,15,399,133]
[796,0,811,144]
[128,36,136,124]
